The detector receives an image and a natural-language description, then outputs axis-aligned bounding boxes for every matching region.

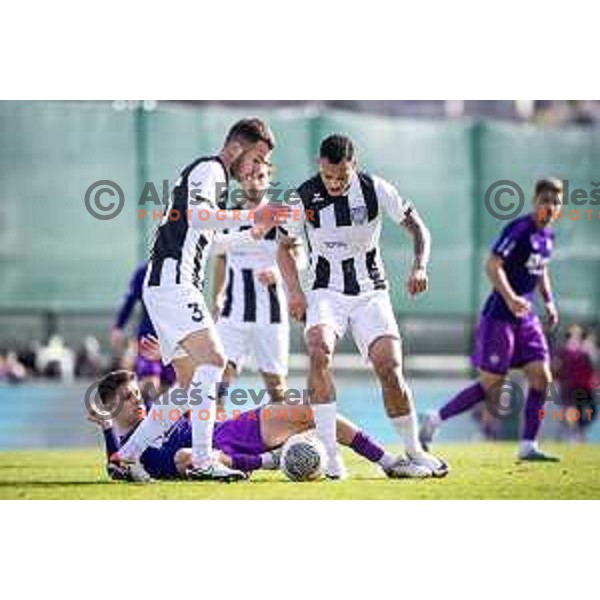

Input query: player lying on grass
[420,178,563,461]
[88,367,437,481]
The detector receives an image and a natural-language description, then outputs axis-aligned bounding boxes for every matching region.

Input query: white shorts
[143,285,215,365]
[217,318,289,376]
[305,289,400,358]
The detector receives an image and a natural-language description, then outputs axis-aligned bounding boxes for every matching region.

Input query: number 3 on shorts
[187,302,204,323]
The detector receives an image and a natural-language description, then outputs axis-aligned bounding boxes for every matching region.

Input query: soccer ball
[280,434,327,482]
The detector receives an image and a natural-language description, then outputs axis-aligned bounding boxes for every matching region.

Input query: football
[280,434,327,482]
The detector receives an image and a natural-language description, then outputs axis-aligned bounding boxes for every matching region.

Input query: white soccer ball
[280,434,327,482]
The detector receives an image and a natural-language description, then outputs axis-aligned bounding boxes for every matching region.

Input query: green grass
[1,443,599,499]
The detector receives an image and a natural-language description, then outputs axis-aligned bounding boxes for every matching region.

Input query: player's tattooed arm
[401,209,431,296]
[277,236,307,321]
[538,265,559,328]
[486,255,531,318]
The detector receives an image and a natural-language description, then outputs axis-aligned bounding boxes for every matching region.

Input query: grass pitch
[1,443,599,499]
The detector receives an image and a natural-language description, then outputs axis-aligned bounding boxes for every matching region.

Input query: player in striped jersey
[212,161,294,405]
[111,118,285,482]
[279,134,448,479]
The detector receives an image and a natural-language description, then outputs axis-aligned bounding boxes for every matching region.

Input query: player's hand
[288,289,307,322]
[110,327,124,352]
[507,296,532,318]
[544,301,559,329]
[139,335,162,361]
[406,267,429,297]
[254,203,291,227]
[257,268,277,286]
[86,409,112,430]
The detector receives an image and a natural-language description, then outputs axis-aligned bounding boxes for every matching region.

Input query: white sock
[312,402,338,459]
[431,411,442,428]
[260,452,277,470]
[118,383,183,461]
[190,364,223,468]
[520,439,538,454]
[391,413,423,456]
[378,452,396,471]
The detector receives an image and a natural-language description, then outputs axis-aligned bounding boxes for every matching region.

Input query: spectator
[75,336,108,378]
[554,325,597,442]
[2,351,27,383]
[36,335,75,381]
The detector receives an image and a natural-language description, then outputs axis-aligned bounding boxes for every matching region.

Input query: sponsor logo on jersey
[351,205,368,225]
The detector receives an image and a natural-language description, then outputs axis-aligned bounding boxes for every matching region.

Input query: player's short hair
[225,118,276,150]
[320,134,355,164]
[97,370,135,407]
[534,177,563,197]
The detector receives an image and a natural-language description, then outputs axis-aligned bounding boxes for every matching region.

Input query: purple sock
[350,432,385,464]
[439,382,486,421]
[231,453,262,472]
[522,388,546,441]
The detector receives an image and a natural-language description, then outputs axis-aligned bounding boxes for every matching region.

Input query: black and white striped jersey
[146,156,229,290]
[292,171,413,296]
[213,225,288,325]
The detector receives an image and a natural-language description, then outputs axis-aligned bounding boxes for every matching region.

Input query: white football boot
[325,452,348,480]
[383,457,432,479]
[407,451,450,478]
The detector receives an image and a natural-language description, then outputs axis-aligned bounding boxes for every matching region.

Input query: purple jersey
[482,215,554,322]
[114,263,156,340]
[112,408,266,479]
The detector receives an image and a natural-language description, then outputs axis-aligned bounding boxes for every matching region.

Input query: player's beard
[230,151,249,182]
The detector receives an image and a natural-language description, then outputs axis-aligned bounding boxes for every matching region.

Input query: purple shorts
[135,356,176,386]
[472,315,549,375]
[213,408,266,456]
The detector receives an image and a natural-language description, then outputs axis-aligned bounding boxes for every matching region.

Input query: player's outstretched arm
[400,209,431,296]
[486,255,531,318]
[212,254,227,318]
[87,412,121,460]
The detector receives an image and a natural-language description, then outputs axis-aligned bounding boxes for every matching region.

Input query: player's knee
[206,352,226,370]
[308,340,333,372]
[527,367,552,391]
[373,356,403,390]
[479,371,506,392]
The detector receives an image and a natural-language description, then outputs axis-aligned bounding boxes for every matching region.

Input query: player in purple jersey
[111,262,176,398]
[420,178,563,461]
[87,370,431,480]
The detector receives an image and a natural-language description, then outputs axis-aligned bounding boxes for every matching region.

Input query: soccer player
[420,178,563,461]
[212,160,295,406]
[278,134,448,479]
[111,118,285,482]
[89,369,431,480]
[111,262,176,399]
